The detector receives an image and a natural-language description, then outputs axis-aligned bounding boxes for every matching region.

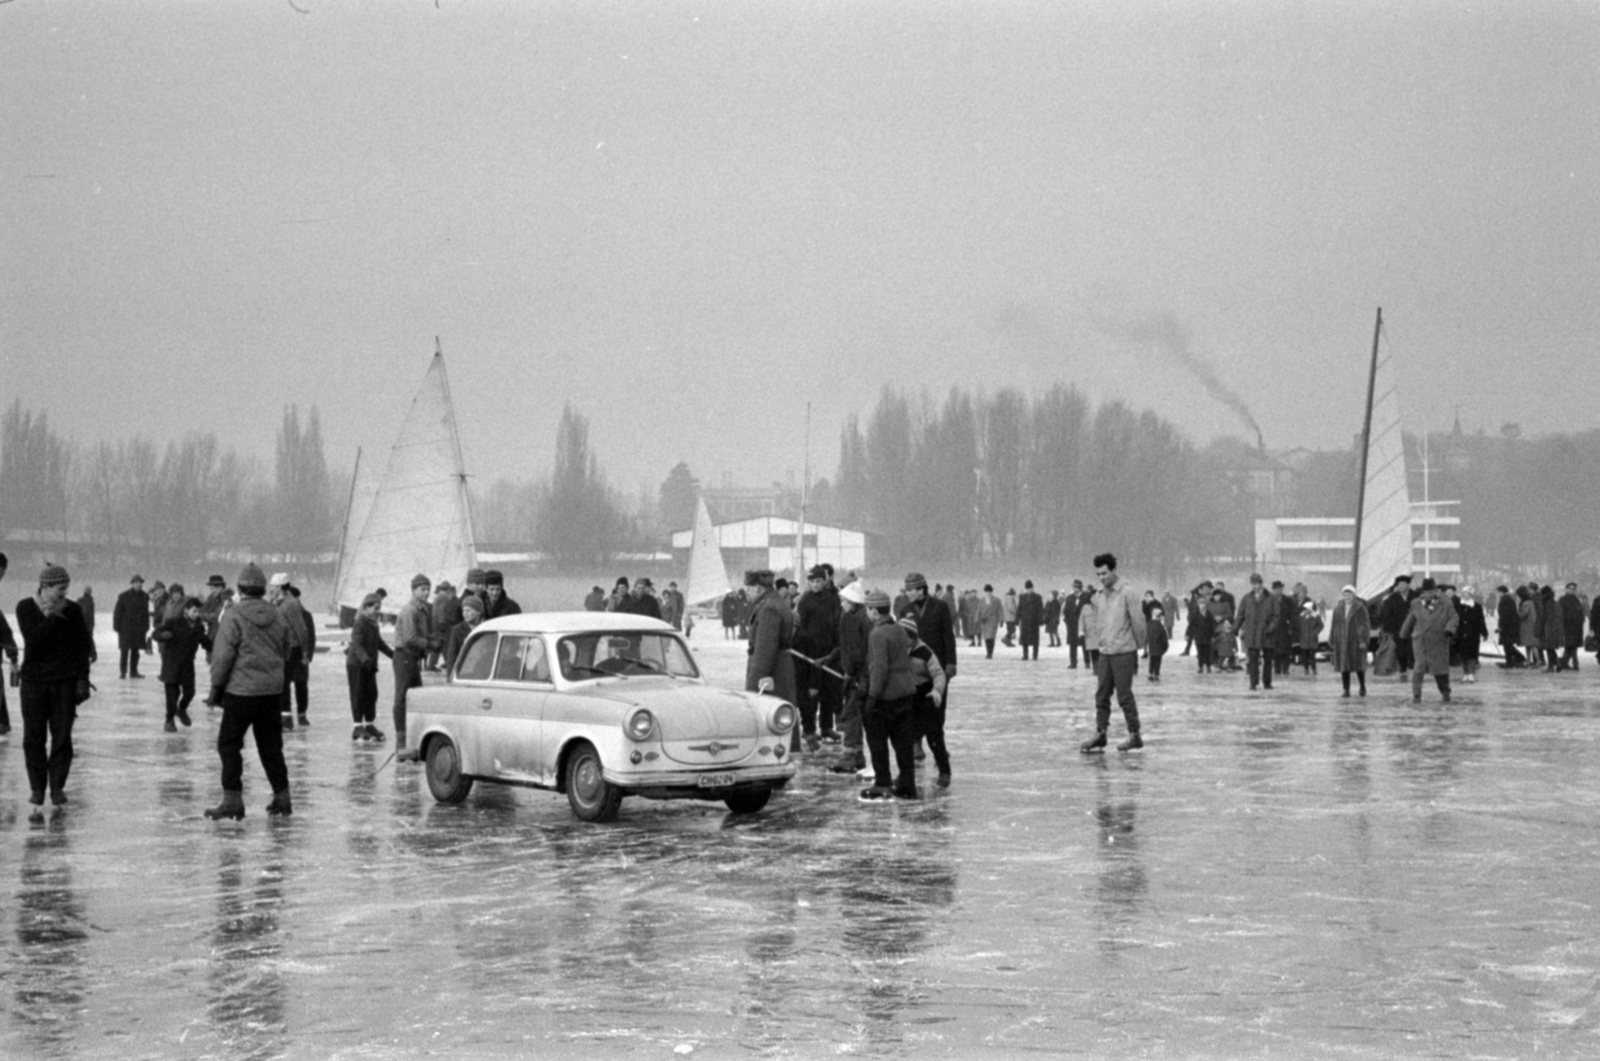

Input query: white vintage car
[397,613,798,821]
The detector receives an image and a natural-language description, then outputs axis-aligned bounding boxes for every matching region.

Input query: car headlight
[625,708,656,741]
[769,702,796,734]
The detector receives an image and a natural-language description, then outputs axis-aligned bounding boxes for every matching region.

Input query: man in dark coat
[1559,583,1585,671]
[901,572,957,785]
[1376,575,1416,675]
[113,574,151,679]
[623,578,663,620]
[743,570,797,757]
[152,596,211,730]
[583,586,606,611]
[0,551,16,736]
[1044,591,1062,647]
[482,570,522,619]
[16,563,96,819]
[1236,574,1277,691]
[1271,581,1297,676]
[427,582,462,671]
[77,586,96,635]
[792,565,842,750]
[1061,580,1087,667]
[1399,578,1457,703]
[1495,584,1523,667]
[1016,580,1044,660]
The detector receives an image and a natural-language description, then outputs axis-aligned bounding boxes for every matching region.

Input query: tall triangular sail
[684,496,732,606]
[333,344,477,612]
[1352,310,1412,599]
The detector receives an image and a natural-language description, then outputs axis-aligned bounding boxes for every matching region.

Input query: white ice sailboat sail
[333,342,477,613]
[684,496,732,606]
[1352,308,1412,599]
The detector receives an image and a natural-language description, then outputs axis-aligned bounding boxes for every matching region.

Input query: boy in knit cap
[444,593,485,677]
[15,563,96,819]
[205,563,294,820]
[152,596,211,730]
[345,592,393,741]
[392,574,433,739]
[860,588,919,802]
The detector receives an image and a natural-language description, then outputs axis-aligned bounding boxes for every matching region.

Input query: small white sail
[1355,317,1412,599]
[334,345,477,612]
[683,496,732,606]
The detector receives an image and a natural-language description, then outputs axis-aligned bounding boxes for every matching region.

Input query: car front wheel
[724,788,772,815]
[565,741,622,822]
[426,735,473,804]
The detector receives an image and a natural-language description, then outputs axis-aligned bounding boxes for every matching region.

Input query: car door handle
[480,697,493,711]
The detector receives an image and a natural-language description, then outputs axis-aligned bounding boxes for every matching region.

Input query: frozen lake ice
[1,628,1597,1058]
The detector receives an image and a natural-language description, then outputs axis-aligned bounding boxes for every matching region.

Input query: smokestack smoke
[1079,306,1266,451]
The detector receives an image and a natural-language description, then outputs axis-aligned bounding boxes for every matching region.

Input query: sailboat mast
[433,337,478,568]
[331,445,363,613]
[1351,307,1383,591]
[798,401,811,578]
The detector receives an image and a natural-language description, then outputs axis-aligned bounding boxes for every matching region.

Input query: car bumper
[606,761,796,798]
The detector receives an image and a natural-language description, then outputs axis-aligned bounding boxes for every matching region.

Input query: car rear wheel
[565,741,622,822]
[724,788,772,815]
[426,735,473,804]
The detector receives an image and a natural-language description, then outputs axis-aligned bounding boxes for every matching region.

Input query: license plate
[697,772,736,789]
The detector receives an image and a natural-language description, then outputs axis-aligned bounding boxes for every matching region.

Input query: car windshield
[557,631,700,681]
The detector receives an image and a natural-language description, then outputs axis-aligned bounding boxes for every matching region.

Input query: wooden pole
[1351,308,1382,593]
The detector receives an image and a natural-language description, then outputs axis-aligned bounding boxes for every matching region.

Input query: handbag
[1373,632,1399,677]
[1586,633,1597,654]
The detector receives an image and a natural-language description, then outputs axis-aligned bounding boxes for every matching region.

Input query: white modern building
[669,516,867,578]
[1254,501,1462,585]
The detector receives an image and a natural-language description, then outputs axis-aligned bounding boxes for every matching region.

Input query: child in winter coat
[1299,602,1324,674]
[1214,618,1238,670]
[897,616,951,789]
[1146,607,1169,681]
[152,596,212,731]
[345,593,394,742]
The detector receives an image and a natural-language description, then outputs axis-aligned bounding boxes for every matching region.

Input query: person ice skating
[268,573,313,729]
[1328,585,1371,697]
[205,563,294,820]
[1079,553,1148,754]
[15,563,95,820]
[152,596,211,731]
[113,573,152,678]
[859,589,919,801]
[1145,606,1168,681]
[901,573,957,785]
[743,568,797,701]
[793,565,842,751]
[820,580,872,775]
[898,615,950,789]
[392,574,433,740]
[345,592,393,741]
[1400,578,1458,703]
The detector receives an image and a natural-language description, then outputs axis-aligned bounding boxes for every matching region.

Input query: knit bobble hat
[411,573,432,590]
[462,595,485,615]
[864,588,891,610]
[40,564,71,587]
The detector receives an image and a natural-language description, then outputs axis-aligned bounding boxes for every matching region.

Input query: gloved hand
[205,686,225,708]
[74,679,93,705]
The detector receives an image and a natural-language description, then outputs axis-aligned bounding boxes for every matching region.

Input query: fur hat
[745,569,775,589]
[40,564,70,587]
[484,570,505,587]
[237,563,267,589]
[808,564,828,580]
[411,573,432,589]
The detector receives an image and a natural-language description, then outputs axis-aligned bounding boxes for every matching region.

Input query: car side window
[456,633,497,682]
[518,637,552,683]
[493,637,527,681]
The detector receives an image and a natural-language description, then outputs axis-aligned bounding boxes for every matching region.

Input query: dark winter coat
[865,617,916,703]
[1044,596,1062,628]
[744,589,796,705]
[153,614,212,685]
[1272,594,1297,654]
[905,594,958,674]
[443,619,476,675]
[1376,588,1413,638]
[113,587,152,649]
[1015,591,1044,647]
[1400,596,1458,674]
[1497,593,1520,648]
[1236,589,1276,651]
[432,594,464,642]
[1517,596,1539,650]
[345,611,394,672]
[826,606,874,686]
[210,596,292,697]
[77,590,96,632]
[1328,598,1371,674]
[1298,610,1324,652]
[1559,592,1585,648]
[793,583,841,661]
[1145,618,1169,657]
[1454,599,1487,661]
[1061,592,1086,637]
[1539,589,1563,649]
[15,597,95,684]
[484,591,523,621]
[1189,598,1216,645]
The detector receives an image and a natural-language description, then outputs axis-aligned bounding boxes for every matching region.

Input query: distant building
[1254,501,1462,590]
[699,484,802,524]
[670,516,867,578]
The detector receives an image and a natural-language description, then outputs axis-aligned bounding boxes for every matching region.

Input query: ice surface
[1,630,1596,1058]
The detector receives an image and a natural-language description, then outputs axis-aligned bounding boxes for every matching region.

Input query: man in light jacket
[1079,552,1148,754]
[205,563,293,820]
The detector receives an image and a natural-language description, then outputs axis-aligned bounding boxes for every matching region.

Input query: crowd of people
[5,544,1597,823]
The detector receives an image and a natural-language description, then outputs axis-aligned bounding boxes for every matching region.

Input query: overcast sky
[4,1,1596,497]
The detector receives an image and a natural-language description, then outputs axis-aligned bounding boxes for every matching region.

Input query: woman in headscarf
[1328,585,1371,698]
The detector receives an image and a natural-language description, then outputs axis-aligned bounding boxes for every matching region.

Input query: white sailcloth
[683,497,732,606]
[334,348,477,611]
[1355,333,1412,599]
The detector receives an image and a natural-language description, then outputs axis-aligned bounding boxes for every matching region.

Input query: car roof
[474,611,675,636]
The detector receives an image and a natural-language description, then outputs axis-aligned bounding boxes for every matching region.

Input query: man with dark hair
[1377,575,1416,675]
[624,578,663,620]
[1237,573,1276,691]
[743,571,797,740]
[15,563,95,819]
[977,584,1003,659]
[1559,583,1585,671]
[793,565,841,751]
[482,570,522,619]
[428,581,462,671]
[822,579,872,774]
[113,573,151,679]
[200,574,230,663]
[1495,584,1523,668]
[1079,553,1147,754]
[345,592,393,742]
[1271,580,1297,677]
[901,572,957,786]
[205,563,294,819]
[391,574,433,740]
[269,573,314,729]
[859,588,919,802]
[1044,590,1062,648]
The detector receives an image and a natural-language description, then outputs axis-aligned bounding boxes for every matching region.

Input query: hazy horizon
[5,2,1597,495]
